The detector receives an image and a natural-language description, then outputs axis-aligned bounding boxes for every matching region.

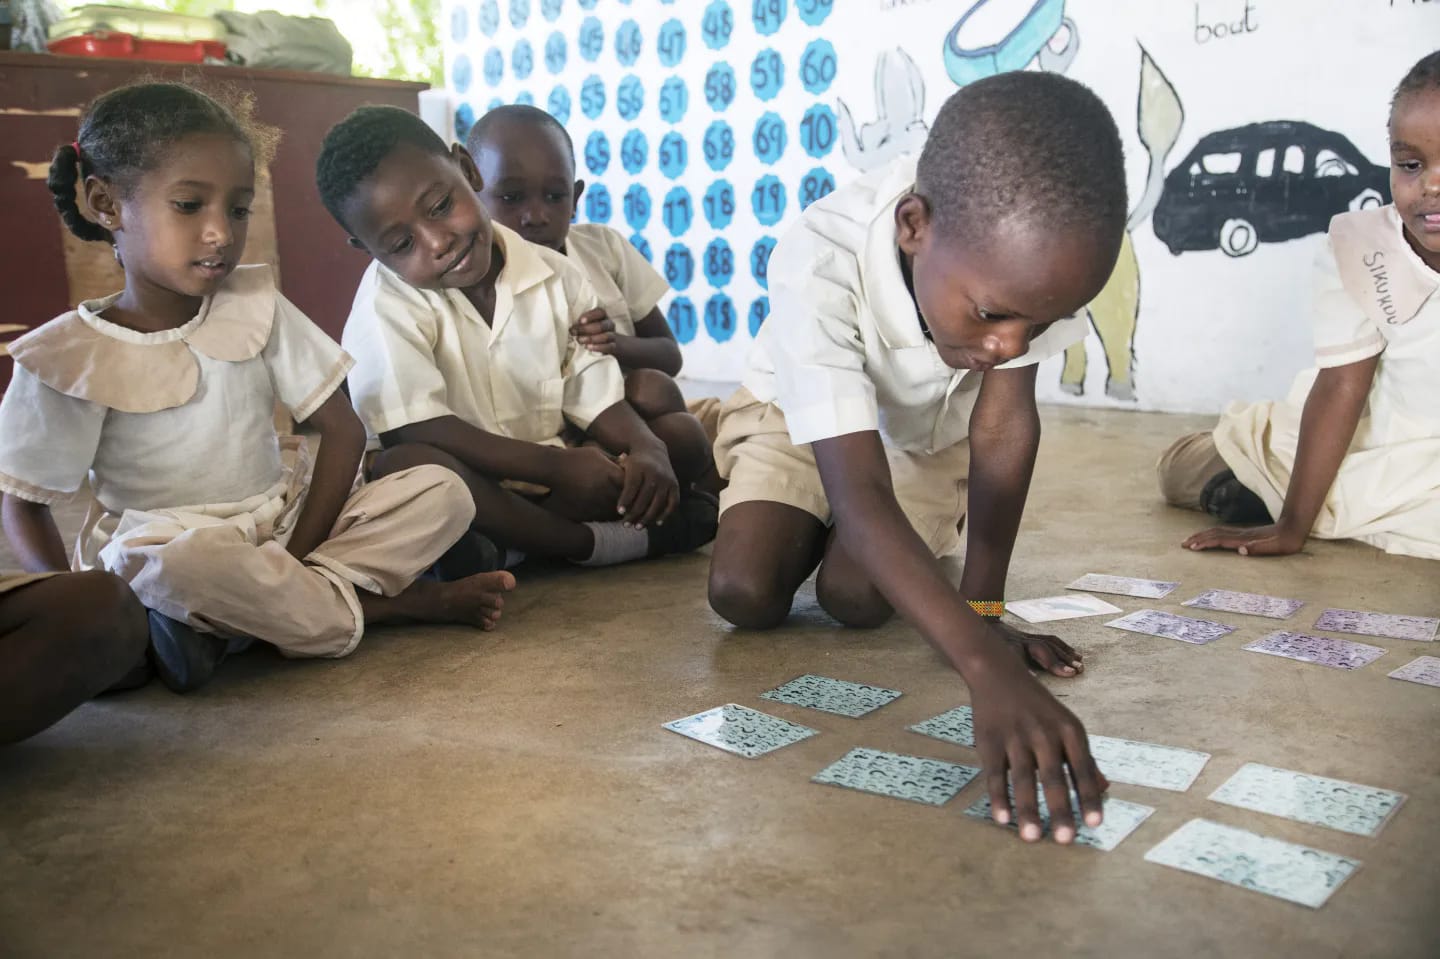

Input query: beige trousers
[97,464,474,658]
[1155,431,1229,511]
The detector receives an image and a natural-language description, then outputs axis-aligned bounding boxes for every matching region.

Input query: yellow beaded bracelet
[967,600,1005,618]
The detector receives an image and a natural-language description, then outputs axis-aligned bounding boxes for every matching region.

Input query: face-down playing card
[663,704,818,758]
[1068,573,1179,599]
[1105,609,1235,645]
[963,787,1154,851]
[1182,589,1304,620]
[760,674,902,717]
[1208,763,1405,837]
[1242,631,1386,670]
[1314,608,1439,642]
[811,748,980,806]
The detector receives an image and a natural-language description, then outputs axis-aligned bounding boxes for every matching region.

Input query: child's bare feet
[360,572,517,631]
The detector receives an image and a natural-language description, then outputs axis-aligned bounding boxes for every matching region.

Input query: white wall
[444,0,1438,414]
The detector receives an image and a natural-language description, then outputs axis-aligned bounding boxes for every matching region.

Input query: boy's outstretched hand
[992,620,1083,677]
[1182,523,1304,556]
[969,652,1108,844]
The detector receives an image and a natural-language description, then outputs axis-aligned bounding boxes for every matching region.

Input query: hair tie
[71,140,82,162]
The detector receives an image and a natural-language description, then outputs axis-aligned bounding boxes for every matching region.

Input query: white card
[662,704,818,759]
[1068,573,1179,599]
[1007,594,1123,624]
[1144,819,1361,909]
[1209,763,1405,837]
[1106,609,1235,645]
[1182,589,1304,620]
[1089,735,1211,792]
[1315,608,1439,642]
[1389,655,1440,688]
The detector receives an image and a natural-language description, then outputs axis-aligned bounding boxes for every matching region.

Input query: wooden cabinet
[0,51,426,380]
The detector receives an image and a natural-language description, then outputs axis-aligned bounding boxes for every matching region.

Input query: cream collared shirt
[343,222,625,447]
[564,223,670,337]
[743,156,1086,455]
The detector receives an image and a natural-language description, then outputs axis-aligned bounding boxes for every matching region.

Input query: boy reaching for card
[707,74,1129,842]
[315,107,717,572]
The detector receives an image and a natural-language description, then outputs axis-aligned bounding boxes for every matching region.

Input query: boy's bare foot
[360,571,517,631]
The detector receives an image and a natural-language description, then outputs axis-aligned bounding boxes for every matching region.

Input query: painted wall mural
[444,0,1437,414]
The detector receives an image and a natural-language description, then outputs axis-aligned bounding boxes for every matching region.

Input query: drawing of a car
[1153,121,1390,257]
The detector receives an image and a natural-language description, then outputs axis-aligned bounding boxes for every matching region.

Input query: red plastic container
[48,32,227,63]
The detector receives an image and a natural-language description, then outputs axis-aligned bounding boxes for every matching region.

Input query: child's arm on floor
[586,400,680,528]
[812,429,1107,844]
[1,496,70,572]
[1184,354,1380,556]
[572,306,683,376]
[285,392,367,560]
[962,366,1083,676]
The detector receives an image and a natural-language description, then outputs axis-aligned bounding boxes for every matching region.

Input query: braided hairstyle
[1392,49,1440,121]
[46,80,278,244]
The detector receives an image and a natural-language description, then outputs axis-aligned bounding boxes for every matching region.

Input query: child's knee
[707,563,791,629]
[625,369,686,418]
[70,570,148,653]
[815,566,893,628]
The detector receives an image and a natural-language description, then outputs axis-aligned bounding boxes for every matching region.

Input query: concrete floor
[2,407,1437,958]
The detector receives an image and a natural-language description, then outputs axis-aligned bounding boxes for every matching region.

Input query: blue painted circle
[800,39,837,94]
[624,184,652,230]
[751,177,787,226]
[629,233,653,263]
[542,0,563,21]
[578,16,604,62]
[479,0,500,36]
[797,0,832,26]
[658,132,688,179]
[799,166,836,209]
[584,130,610,175]
[512,39,534,81]
[509,0,529,29]
[668,297,698,344]
[703,238,735,288]
[617,75,645,121]
[750,236,777,288]
[658,77,688,125]
[662,186,693,237]
[450,5,468,43]
[454,102,475,141]
[705,294,737,343]
[664,243,695,291]
[577,0,596,7]
[751,0,787,36]
[621,130,649,175]
[585,183,612,224]
[657,19,686,68]
[615,19,642,67]
[547,85,571,124]
[488,96,504,110]
[799,104,837,159]
[749,48,784,102]
[545,31,567,74]
[753,112,787,165]
[704,63,736,112]
[702,121,735,172]
[514,91,535,106]
[580,74,606,119]
[703,180,735,229]
[748,296,770,336]
[702,1,733,50]
[483,48,504,87]
[452,54,472,94]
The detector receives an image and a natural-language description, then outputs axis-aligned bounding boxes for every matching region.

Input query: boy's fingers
[1008,754,1043,842]
[1066,739,1108,829]
[984,761,1013,826]
[1036,745,1076,844]
[617,461,643,516]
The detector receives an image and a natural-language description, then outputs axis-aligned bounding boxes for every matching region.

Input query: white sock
[576,521,648,566]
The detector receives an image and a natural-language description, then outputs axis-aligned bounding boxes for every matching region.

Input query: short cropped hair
[316,105,451,231]
[916,72,1127,241]
[465,103,574,169]
[1392,49,1440,119]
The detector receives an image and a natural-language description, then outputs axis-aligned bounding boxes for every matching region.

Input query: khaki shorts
[715,387,970,557]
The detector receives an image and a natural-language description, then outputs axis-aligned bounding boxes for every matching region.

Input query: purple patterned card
[1388,655,1440,688]
[1314,608,1438,642]
[1243,631,1387,670]
[1182,589,1304,620]
[1105,609,1234,645]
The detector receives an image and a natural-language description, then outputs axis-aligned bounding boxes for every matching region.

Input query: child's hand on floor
[969,652,1109,844]
[991,621,1083,677]
[571,308,618,355]
[546,447,625,521]
[1183,523,1304,556]
[616,447,679,528]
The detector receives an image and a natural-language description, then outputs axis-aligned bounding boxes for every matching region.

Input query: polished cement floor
[2,407,1437,958]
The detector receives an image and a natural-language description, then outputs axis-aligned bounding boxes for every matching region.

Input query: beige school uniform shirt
[1214,204,1440,559]
[564,223,669,336]
[743,155,1087,453]
[343,222,625,448]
